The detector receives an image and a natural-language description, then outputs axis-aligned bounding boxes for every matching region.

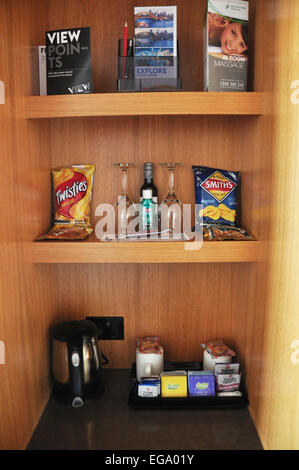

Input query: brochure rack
[117,39,182,92]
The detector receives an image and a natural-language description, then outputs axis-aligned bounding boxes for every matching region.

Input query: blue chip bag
[193,166,240,226]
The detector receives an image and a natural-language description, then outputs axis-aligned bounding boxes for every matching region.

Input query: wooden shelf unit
[4,0,299,452]
[32,238,260,264]
[25,92,264,119]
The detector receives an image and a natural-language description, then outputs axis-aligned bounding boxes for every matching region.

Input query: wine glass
[159,162,184,239]
[113,162,137,239]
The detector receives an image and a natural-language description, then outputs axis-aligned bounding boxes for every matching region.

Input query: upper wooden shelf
[25,92,263,119]
[32,236,260,264]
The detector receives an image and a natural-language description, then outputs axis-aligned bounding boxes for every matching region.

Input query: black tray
[128,362,249,410]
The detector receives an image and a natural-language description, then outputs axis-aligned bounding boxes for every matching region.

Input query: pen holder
[117,39,182,92]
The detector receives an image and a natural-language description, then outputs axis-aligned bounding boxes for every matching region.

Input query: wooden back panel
[40,0,260,375]
[28,0,257,94]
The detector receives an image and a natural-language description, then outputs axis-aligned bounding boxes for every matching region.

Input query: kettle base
[52,376,105,407]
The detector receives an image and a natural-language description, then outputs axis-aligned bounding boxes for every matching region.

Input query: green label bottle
[141,189,157,231]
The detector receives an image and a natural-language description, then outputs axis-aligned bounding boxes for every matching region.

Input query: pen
[122,22,128,79]
[123,22,128,57]
[127,38,133,57]
[125,39,133,79]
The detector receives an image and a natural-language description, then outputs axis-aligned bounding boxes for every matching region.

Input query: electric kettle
[50,320,108,407]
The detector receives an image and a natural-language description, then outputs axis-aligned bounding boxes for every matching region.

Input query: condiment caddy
[129,338,249,410]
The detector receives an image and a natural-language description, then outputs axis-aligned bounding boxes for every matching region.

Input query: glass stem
[121,169,128,196]
[168,168,175,196]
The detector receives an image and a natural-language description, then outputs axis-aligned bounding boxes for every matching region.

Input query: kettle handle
[68,336,84,407]
[101,352,109,365]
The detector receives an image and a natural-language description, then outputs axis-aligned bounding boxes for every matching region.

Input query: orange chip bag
[37,164,95,240]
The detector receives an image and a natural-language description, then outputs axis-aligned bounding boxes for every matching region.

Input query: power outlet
[86,316,124,340]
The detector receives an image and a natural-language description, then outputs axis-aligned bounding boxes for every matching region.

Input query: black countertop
[27,369,263,450]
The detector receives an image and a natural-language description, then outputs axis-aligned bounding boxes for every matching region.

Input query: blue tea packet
[193,166,240,226]
[187,371,215,397]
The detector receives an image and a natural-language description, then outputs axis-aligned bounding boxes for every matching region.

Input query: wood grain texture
[0,0,58,450]
[25,92,264,118]
[228,0,276,449]
[51,263,258,371]
[32,238,261,264]
[249,0,299,450]
[35,4,262,381]
[40,0,264,396]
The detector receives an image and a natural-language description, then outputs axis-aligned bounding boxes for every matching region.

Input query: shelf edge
[31,240,261,264]
[25,92,264,119]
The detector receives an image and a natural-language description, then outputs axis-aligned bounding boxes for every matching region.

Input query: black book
[46,27,93,95]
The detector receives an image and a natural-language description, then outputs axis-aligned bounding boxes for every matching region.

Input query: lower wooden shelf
[31,235,260,264]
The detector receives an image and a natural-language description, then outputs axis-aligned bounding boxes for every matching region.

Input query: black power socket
[86,316,124,340]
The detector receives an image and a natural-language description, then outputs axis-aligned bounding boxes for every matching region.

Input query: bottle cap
[142,190,152,199]
[144,162,153,179]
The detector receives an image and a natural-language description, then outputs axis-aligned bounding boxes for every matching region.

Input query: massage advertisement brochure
[134,6,177,57]
[46,27,93,95]
[204,0,249,92]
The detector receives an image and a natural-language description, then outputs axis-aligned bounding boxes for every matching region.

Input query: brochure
[134,6,177,57]
[46,27,93,95]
